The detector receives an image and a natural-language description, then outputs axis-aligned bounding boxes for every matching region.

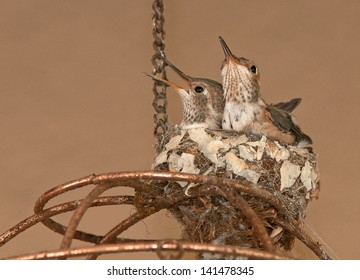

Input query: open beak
[143,72,179,89]
[143,72,189,97]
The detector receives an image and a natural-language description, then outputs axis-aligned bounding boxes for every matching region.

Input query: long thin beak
[162,56,193,85]
[219,36,235,61]
[143,72,182,90]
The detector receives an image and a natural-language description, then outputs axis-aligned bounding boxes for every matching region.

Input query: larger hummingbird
[219,36,312,147]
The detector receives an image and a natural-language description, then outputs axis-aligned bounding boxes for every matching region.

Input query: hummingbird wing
[267,105,312,146]
[272,98,301,113]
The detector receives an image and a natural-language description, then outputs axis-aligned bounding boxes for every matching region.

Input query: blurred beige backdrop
[0,0,359,259]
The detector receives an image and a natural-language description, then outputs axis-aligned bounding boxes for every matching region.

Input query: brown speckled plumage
[146,58,225,129]
[219,36,312,147]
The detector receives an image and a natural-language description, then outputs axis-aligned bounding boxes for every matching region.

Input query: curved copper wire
[0,196,133,246]
[33,171,278,254]
[0,170,331,260]
[4,240,290,260]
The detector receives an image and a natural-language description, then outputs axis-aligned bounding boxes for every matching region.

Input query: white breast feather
[222,102,259,131]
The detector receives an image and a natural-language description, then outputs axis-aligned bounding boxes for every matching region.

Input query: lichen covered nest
[137,127,320,257]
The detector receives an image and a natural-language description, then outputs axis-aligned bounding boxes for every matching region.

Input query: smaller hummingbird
[145,57,225,130]
[219,36,312,147]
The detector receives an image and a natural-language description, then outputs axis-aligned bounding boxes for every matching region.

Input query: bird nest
[135,127,320,258]
[0,126,327,260]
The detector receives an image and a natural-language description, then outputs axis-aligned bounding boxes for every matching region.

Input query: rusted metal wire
[0,170,331,260]
[151,0,168,155]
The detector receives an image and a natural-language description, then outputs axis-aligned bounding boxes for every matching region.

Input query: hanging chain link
[151,0,168,155]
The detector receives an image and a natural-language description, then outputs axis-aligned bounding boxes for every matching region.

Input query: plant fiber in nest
[135,127,319,258]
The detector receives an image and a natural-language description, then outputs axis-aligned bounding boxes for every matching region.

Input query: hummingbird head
[144,58,224,129]
[219,36,260,103]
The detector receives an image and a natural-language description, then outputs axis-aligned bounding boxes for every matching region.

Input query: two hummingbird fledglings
[146,37,312,147]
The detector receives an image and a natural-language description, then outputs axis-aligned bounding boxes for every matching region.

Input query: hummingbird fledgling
[145,58,224,130]
[146,58,301,130]
[219,36,312,147]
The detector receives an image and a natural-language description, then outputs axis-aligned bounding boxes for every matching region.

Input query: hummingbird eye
[250,65,257,74]
[194,86,205,93]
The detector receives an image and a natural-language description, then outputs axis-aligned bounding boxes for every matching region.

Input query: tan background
[0,0,359,259]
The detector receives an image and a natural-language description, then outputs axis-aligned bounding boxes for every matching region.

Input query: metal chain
[151,0,168,155]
